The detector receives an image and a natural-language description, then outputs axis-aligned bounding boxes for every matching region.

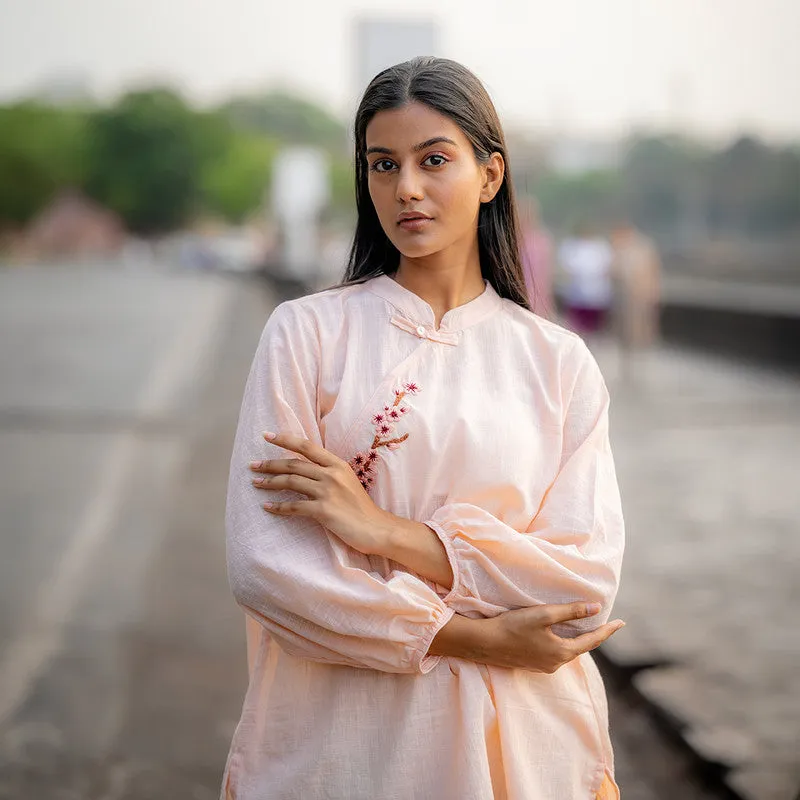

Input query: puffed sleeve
[424,338,624,637]
[225,300,453,673]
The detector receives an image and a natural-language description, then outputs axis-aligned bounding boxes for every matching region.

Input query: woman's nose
[395,167,424,203]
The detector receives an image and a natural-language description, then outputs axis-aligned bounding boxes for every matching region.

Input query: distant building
[18,190,126,260]
[354,18,439,95]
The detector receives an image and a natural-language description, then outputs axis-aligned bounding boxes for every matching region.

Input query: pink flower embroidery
[375,421,395,436]
[348,382,421,492]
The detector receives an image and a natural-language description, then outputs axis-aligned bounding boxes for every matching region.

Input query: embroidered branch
[348,382,420,491]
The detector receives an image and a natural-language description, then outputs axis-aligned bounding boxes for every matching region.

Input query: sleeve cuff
[416,602,456,674]
[424,521,463,608]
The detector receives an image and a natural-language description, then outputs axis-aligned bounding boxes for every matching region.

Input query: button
[415,325,427,338]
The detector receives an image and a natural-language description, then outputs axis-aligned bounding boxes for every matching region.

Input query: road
[0,263,782,799]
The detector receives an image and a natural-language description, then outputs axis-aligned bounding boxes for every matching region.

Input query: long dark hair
[342,56,532,311]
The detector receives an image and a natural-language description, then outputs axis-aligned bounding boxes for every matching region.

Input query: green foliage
[220,91,347,153]
[0,102,88,225]
[536,170,623,232]
[707,136,800,233]
[536,133,799,238]
[2,84,796,239]
[82,88,202,234]
[201,133,277,223]
[218,91,353,221]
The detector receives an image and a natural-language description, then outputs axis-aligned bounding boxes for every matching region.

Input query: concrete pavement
[595,341,800,800]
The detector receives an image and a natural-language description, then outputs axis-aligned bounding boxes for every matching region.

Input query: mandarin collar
[366,273,503,334]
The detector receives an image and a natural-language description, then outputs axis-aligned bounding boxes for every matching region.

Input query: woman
[556,223,614,337]
[224,57,625,800]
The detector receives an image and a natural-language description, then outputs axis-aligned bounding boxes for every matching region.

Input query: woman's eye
[423,154,448,167]
[370,160,395,173]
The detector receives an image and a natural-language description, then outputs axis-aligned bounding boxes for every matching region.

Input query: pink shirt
[223,274,625,799]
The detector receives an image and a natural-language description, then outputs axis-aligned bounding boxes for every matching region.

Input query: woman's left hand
[249,431,392,555]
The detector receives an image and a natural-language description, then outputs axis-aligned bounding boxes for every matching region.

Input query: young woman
[223,57,625,800]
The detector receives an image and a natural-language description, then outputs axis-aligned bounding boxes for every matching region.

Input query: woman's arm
[373,516,454,589]
[227,301,454,674]
[431,602,625,672]
[372,339,625,638]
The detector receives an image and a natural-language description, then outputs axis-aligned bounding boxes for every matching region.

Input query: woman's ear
[480,152,506,203]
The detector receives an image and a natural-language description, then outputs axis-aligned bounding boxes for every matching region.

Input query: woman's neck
[394,244,485,328]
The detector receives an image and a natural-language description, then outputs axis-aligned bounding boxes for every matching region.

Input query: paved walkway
[594,340,800,800]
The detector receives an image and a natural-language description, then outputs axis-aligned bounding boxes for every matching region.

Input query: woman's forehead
[365,103,469,151]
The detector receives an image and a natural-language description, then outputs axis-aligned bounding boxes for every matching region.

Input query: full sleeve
[226,301,453,673]
[425,338,624,637]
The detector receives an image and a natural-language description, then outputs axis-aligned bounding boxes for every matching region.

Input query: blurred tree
[201,132,277,223]
[218,91,355,221]
[0,102,87,227]
[83,88,202,234]
[220,91,347,152]
[620,136,704,238]
[708,136,800,233]
[8,85,793,241]
[536,170,622,233]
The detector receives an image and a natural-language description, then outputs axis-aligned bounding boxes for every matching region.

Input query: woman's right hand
[481,603,625,672]
[430,602,625,673]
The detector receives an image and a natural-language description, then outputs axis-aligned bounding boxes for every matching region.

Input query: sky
[1,0,798,140]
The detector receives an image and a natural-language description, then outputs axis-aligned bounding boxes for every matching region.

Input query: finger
[536,602,605,627]
[249,458,323,480]
[563,620,626,656]
[264,432,339,468]
[263,499,317,517]
[252,474,320,497]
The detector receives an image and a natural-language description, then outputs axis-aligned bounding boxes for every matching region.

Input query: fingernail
[612,620,626,629]
[263,501,274,509]
[263,431,276,440]
[249,461,261,469]
[586,603,602,615]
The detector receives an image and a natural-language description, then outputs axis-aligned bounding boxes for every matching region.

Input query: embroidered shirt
[223,274,625,800]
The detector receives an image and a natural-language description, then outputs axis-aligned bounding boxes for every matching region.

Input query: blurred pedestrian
[557,222,614,340]
[224,57,625,800]
[610,220,662,380]
[519,195,555,317]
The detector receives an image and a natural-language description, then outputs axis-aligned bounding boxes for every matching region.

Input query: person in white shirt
[557,223,614,336]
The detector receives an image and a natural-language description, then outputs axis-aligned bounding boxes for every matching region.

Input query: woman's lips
[397,217,432,232]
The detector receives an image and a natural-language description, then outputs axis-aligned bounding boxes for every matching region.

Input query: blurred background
[0,2,798,799]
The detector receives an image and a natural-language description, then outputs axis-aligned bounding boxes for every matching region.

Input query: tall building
[354,18,439,96]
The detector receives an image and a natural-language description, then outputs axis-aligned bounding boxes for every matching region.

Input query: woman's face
[365,102,503,261]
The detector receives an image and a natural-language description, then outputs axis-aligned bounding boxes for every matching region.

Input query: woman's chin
[391,240,442,260]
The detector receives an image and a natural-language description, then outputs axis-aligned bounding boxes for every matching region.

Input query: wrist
[429,614,491,661]
[371,510,411,559]
[368,509,403,558]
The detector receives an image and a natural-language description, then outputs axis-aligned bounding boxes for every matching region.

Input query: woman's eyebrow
[365,136,458,156]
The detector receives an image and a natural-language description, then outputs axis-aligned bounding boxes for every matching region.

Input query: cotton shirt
[223,274,625,800]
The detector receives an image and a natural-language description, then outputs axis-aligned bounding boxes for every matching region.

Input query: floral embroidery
[348,381,420,491]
